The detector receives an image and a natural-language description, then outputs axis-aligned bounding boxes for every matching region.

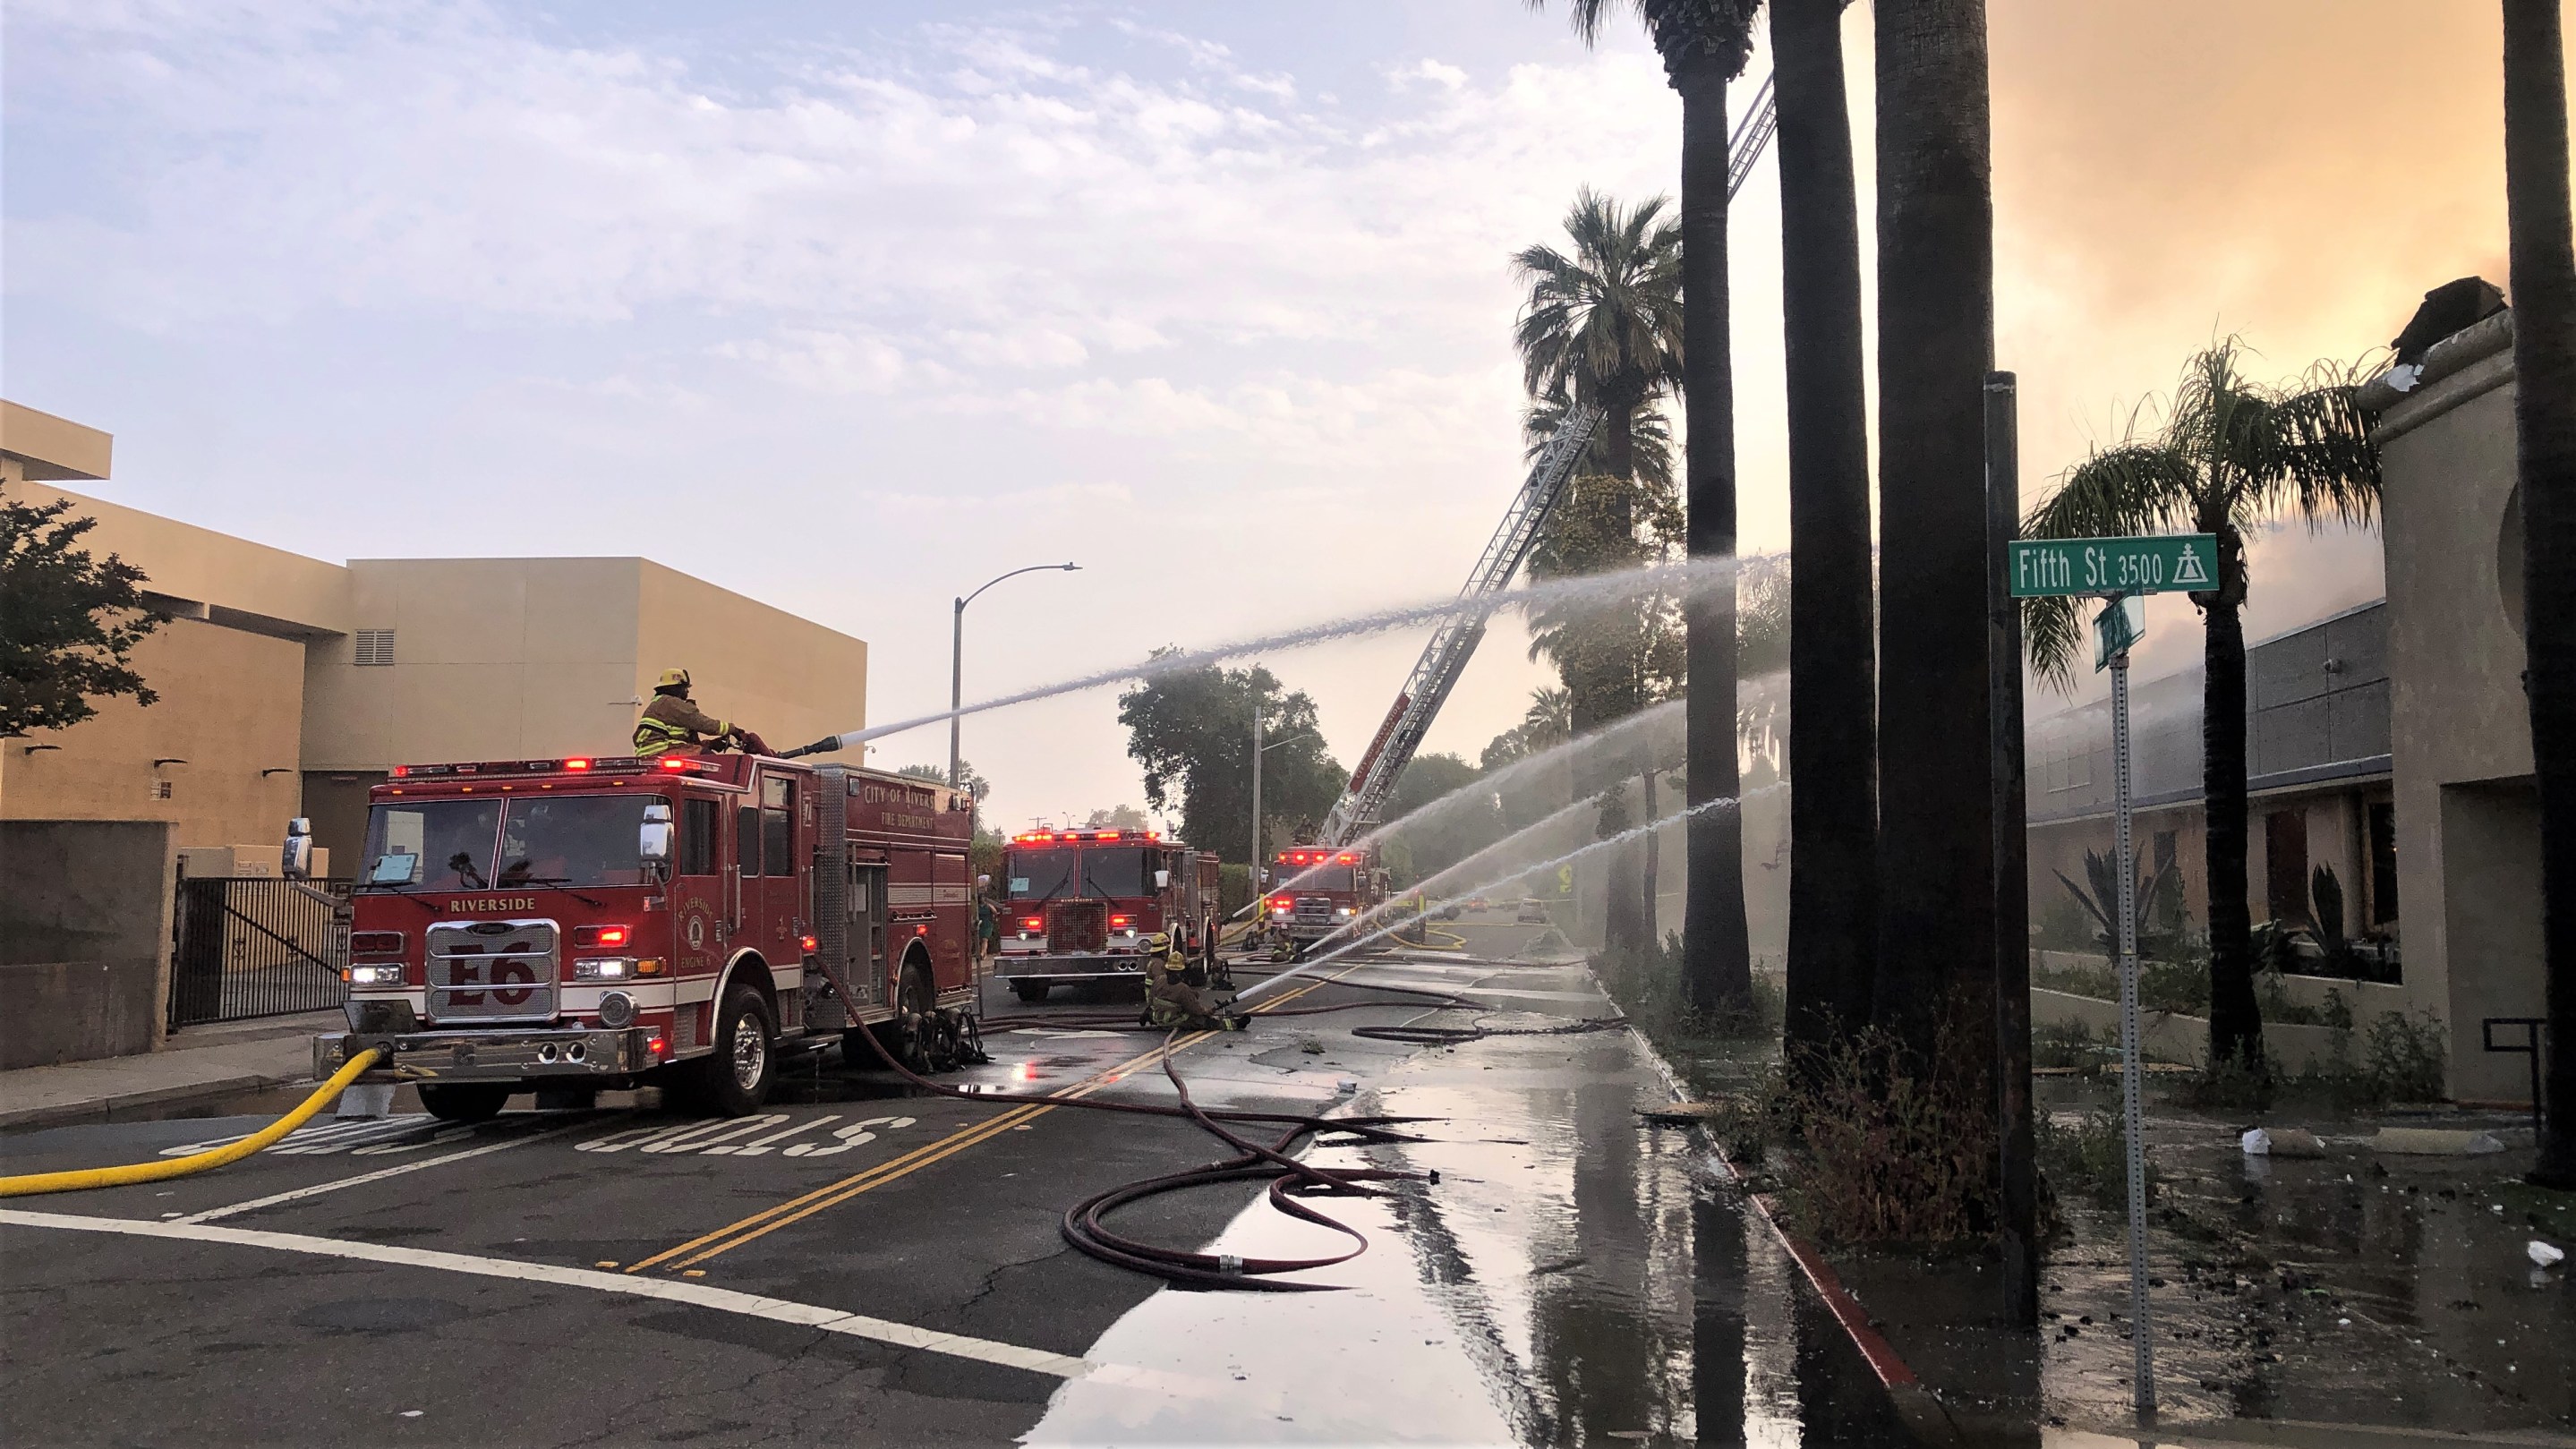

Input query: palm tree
[1514,190,1685,497]
[2501,0,2576,1188]
[2021,341,2381,1069]
[1514,191,1686,959]
[1869,0,1997,1059]
[1771,0,1877,1053]
[1531,0,1761,1013]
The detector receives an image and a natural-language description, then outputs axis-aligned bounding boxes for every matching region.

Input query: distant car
[1515,899,1549,924]
[1466,897,1491,912]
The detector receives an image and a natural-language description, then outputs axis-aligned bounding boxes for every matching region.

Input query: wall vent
[152,780,174,801]
[354,629,397,667]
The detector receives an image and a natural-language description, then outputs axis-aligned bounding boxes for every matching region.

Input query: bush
[2037,1106,2159,1214]
[2363,1010,2446,1103]
[1781,1019,1998,1244]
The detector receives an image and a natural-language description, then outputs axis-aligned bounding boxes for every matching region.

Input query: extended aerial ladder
[1315,75,1780,848]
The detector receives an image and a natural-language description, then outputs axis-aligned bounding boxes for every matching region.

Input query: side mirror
[282,817,314,880]
[639,801,675,867]
[1154,869,1171,890]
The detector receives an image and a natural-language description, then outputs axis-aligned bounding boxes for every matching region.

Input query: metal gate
[168,877,354,1028]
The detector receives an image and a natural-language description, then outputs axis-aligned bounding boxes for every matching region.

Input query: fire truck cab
[991,829,1222,1002]
[1263,843,1390,953]
[313,752,979,1119]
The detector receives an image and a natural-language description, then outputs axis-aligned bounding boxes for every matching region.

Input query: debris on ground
[2371,1127,2505,1155]
[2531,1240,2565,1269]
[2241,1127,2327,1157]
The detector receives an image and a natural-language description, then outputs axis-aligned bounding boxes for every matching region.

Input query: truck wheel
[418,1083,511,1123]
[686,984,777,1116]
[1011,981,1050,1004]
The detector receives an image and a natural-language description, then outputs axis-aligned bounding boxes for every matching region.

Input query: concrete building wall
[636,560,868,758]
[0,477,343,856]
[301,557,647,769]
[2370,310,2540,1102]
[0,821,175,1067]
[1,618,311,849]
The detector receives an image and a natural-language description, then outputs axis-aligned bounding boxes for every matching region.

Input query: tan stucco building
[2366,310,2542,1104]
[1,401,869,873]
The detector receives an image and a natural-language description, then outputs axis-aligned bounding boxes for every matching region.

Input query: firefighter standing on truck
[1141,931,1245,1032]
[634,669,767,757]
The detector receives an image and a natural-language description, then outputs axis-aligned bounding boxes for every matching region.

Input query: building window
[2367,801,2399,925]
[2265,810,2311,925]
[354,629,397,667]
[2152,831,2177,872]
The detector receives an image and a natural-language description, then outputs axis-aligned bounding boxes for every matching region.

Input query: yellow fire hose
[0,1048,386,1199]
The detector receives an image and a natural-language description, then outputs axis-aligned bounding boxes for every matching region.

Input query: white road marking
[638,1116,791,1155]
[178,1120,596,1224]
[779,1116,915,1157]
[702,1115,839,1156]
[0,1207,1136,1382]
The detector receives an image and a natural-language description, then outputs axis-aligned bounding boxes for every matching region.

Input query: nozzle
[780,736,844,759]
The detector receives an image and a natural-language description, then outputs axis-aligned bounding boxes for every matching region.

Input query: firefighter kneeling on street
[1140,932,1247,1033]
[634,669,770,757]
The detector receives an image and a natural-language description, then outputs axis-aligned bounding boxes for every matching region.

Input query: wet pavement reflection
[1028,955,1919,1446]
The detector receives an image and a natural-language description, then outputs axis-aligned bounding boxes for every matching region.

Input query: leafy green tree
[1379,753,1504,887]
[2501,0,2576,1186]
[1117,660,1343,865]
[896,759,989,802]
[1,487,163,737]
[2021,340,2380,1069]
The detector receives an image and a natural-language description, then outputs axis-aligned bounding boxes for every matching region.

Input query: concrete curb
[1621,1026,1967,1449]
[0,1070,315,1133]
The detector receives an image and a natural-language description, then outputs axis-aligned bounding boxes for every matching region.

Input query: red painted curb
[1746,1189,1919,1388]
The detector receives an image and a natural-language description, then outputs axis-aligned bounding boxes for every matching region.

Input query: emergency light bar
[1009,830,1165,844]
[389,756,677,780]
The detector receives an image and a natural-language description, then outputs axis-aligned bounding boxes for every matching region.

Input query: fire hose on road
[0,1048,388,1199]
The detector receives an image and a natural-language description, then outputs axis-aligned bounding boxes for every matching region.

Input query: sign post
[2010,532,2210,1418]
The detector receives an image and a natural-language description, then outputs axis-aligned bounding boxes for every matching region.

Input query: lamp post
[1249,713,1317,887]
[951,563,1079,789]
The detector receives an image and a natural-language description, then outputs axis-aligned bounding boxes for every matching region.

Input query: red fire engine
[312,753,980,1119]
[1262,843,1390,955]
[991,829,1223,1002]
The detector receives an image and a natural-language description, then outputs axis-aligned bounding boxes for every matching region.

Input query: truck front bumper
[994,953,1147,984]
[316,1027,655,1084]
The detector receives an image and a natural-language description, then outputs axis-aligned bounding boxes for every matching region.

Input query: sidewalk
[0,1010,337,1131]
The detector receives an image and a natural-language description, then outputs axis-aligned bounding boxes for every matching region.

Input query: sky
[4,1,2550,833]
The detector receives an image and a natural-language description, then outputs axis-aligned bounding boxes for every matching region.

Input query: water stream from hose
[1235,790,1751,1006]
[790,553,1770,756]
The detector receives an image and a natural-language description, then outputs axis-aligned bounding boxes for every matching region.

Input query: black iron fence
[168,876,354,1029]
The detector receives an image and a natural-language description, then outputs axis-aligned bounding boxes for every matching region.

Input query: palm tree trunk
[1775,0,1878,1055]
[1871,0,1997,1058]
[2502,0,2576,1186]
[1674,52,1754,1014]
[1598,403,1650,959]
[2201,530,2265,1068]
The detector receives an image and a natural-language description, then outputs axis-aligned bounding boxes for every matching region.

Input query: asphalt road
[0,954,1444,1448]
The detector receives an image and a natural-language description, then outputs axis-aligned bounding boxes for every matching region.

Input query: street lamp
[1249,714,1316,885]
[951,563,1079,789]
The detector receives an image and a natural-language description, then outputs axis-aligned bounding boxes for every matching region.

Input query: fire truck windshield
[1275,862,1355,892]
[363,796,657,891]
[1005,845,1155,899]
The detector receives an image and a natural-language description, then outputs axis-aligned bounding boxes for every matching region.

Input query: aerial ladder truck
[1308,75,1781,857]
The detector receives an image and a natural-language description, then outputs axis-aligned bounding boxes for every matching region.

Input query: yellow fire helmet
[1140,932,1173,954]
[654,668,692,692]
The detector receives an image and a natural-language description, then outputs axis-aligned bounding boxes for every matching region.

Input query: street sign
[2009,533,2218,598]
[2093,594,2145,671]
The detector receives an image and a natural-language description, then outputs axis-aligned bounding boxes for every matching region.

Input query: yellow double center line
[627,963,1362,1275]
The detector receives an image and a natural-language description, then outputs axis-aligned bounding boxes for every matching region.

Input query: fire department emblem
[687,912,707,952]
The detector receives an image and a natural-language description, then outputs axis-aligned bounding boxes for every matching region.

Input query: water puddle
[1028,986,1914,1445]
